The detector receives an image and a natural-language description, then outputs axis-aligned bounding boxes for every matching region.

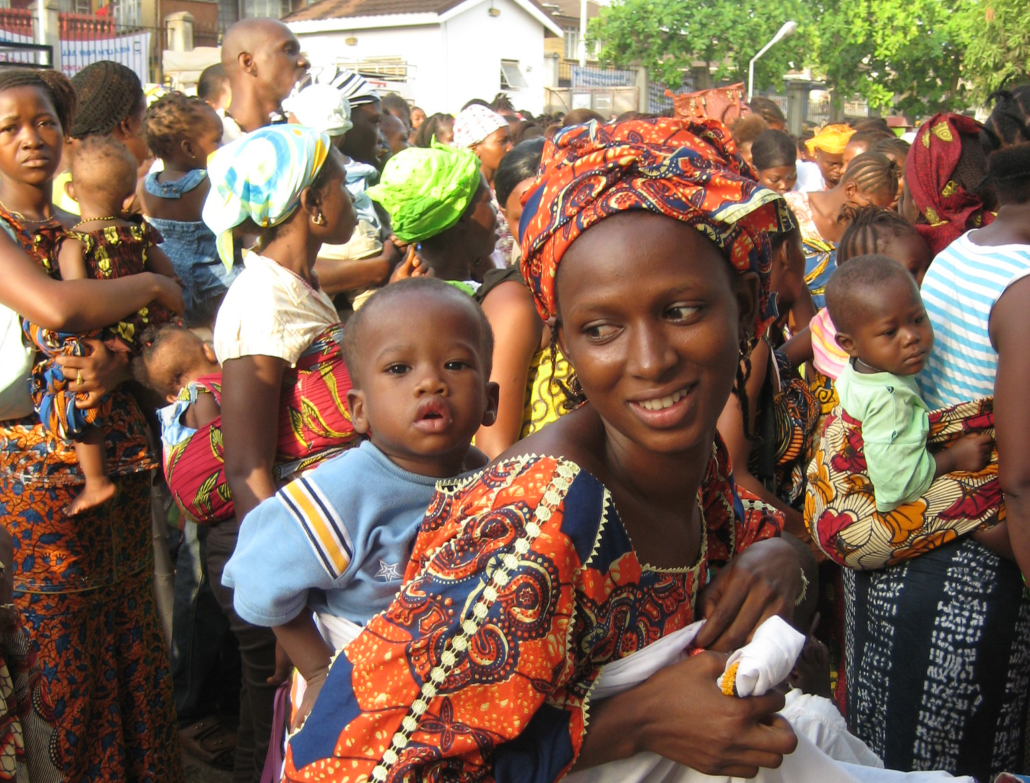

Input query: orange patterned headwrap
[518,117,792,333]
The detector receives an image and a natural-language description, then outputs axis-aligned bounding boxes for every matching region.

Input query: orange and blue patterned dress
[0,207,183,782]
[284,438,781,782]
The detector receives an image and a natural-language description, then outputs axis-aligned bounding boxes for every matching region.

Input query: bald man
[221,18,308,142]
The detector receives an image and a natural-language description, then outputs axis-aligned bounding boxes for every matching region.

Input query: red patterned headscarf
[906,113,995,256]
[518,117,792,335]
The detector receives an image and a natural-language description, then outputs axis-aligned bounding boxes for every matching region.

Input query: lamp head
[773,21,798,44]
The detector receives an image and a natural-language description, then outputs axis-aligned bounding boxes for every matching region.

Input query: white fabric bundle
[566,616,973,783]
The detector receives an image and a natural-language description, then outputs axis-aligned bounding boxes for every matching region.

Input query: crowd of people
[0,13,1028,783]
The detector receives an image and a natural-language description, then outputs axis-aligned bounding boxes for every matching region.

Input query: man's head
[197,63,231,112]
[342,278,498,478]
[381,113,410,156]
[222,19,308,112]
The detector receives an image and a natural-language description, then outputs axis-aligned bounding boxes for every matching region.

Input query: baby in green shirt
[825,255,991,512]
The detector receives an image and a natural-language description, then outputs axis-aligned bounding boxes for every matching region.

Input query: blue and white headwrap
[203,125,331,269]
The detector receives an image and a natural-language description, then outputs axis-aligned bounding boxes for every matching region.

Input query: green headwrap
[367,144,482,244]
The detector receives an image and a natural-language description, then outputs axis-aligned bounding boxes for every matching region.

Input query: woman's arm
[780,326,813,370]
[314,240,401,296]
[476,281,543,459]
[990,277,1030,576]
[0,231,184,331]
[221,354,286,521]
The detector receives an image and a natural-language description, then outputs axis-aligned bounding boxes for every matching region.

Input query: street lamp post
[748,21,797,102]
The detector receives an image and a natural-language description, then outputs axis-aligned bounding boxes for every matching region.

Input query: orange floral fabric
[805,397,1002,570]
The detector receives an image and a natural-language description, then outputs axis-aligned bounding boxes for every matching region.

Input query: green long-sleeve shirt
[836,361,935,513]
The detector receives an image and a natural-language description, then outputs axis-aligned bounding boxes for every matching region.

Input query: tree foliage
[962,0,1030,103]
[590,0,990,118]
[588,0,808,90]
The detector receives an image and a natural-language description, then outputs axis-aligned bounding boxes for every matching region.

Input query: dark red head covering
[518,117,792,334]
[905,113,995,256]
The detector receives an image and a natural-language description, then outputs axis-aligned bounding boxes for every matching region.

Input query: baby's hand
[947,433,993,473]
[291,668,328,731]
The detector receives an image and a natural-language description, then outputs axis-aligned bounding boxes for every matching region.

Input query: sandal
[179,715,237,771]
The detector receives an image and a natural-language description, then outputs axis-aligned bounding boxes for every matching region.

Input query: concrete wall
[290,0,548,115]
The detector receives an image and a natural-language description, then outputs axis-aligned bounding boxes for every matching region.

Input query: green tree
[810,0,968,118]
[588,0,808,91]
[962,0,1030,103]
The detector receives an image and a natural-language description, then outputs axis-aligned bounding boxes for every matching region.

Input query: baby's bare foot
[65,478,117,516]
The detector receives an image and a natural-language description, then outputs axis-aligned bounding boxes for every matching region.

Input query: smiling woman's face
[0,85,63,186]
[555,212,758,456]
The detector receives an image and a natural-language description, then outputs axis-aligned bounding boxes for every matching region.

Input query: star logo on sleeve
[375,560,402,581]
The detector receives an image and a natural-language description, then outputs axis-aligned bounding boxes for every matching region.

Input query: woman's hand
[577,650,797,777]
[149,273,185,315]
[54,340,132,409]
[389,247,433,283]
[694,537,802,652]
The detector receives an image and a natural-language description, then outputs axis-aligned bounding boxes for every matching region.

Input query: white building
[285,0,564,116]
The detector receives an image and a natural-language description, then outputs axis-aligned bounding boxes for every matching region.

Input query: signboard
[0,30,150,83]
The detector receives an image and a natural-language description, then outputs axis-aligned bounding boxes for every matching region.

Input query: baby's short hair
[70,134,138,203]
[144,91,219,160]
[824,254,914,335]
[133,324,209,397]
[342,278,495,384]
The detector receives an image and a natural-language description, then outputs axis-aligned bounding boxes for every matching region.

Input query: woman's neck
[480,163,496,187]
[418,240,473,282]
[808,187,848,243]
[971,202,1030,246]
[602,424,710,513]
[0,180,55,221]
[262,226,321,285]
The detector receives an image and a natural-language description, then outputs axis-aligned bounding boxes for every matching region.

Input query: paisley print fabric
[163,323,359,525]
[284,439,781,782]
[805,398,1002,570]
[518,117,792,331]
[0,589,63,781]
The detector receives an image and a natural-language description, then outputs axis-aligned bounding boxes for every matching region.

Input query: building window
[112,0,141,26]
[500,59,528,90]
[244,0,288,19]
[563,27,578,60]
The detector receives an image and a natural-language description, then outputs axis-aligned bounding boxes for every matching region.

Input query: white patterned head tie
[282,83,353,137]
[329,68,380,107]
[453,104,509,149]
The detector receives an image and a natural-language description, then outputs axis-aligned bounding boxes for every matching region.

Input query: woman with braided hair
[0,67,186,781]
[784,151,900,309]
[981,85,1030,152]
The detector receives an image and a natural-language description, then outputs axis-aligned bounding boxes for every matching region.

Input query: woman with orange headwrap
[282,117,805,782]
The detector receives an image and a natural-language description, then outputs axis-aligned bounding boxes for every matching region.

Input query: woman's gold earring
[313,213,326,226]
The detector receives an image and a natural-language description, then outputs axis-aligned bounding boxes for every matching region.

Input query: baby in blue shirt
[223,277,498,726]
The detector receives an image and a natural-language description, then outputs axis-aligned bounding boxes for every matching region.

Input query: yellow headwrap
[805,124,855,156]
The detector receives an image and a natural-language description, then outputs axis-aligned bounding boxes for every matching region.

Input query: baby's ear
[346,389,370,434]
[834,331,858,357]
[481,381,500,427]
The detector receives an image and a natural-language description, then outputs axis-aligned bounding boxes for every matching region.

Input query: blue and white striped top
[919,232,1030,409]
